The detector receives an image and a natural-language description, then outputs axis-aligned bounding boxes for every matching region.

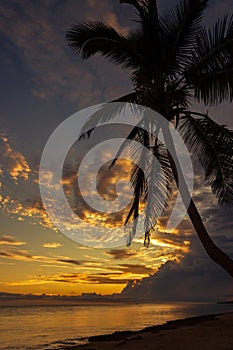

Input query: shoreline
[1,299,228,307]
[66,312,233,350]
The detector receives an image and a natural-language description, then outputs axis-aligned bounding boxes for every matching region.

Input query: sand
[66,312,233,350]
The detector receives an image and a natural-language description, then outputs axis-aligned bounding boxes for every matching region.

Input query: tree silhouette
[66,0,233,276]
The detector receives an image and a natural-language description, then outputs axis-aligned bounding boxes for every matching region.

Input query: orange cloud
[0,136,31,182]
[22,264,155,286]
[0,235,26,246]
[43,242,62,248]
[61,158,137,231]
[1,196,55,231]
[106,249,136,260]
[104,12,129,35]
[87,0,129,35]
[0,248,36,262]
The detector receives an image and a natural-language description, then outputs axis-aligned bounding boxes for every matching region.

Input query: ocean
[1,302,232,350]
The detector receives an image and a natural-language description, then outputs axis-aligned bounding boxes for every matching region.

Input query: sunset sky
[0,0,232,300]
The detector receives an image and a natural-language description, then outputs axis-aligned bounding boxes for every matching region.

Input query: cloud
[106,249,136,260]
[8,273,128,286]
[0,141,188,256]
[0,247,93,270]
[0,136,31,182]
[120,235,233,301]
[86,0,129,35]
[36,272,133,285]
[0,0,130,104]
[1,196,55,231]
[43,242,62,248]
[5,279,52,287]
[0,235,26,246]
[0,136,54,232]
[0,243,171,286]
[135,230,191,252]
[118,263,154,275]
[0,0,99,103]
[0,242,156,279]
[0,249,34,262]
[36,150,135,244]
[45,261,159,284]
[56,259,82,266]
[0,247,66,265]
[2,127,229,289]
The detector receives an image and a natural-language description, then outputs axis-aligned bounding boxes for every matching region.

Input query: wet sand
[66,312,233,350]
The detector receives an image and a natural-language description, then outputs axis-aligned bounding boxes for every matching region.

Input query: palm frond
[190,68,233,105]
[66,22,141,69]
[160,0,208,75]
[79,98,143,141]
[144,143,173,240]
[110,121,146,168]
[122,118,150,245]
[113,92,139,103]
[167,86,192,109]
[185,15,233,104]
[124,146,148,246]
[142,0,158,17]
[123,127,173,246]
[180,112,233,204]
[140,0,159,27]
[79,102,129,140]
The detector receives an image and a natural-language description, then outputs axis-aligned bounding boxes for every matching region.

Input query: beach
[67,312,233,350]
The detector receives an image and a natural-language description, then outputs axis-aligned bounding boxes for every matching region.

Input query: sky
[0,0,232,301]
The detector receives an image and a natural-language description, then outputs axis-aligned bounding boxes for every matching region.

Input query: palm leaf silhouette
[180,112,233,204]
[67,0,233,276]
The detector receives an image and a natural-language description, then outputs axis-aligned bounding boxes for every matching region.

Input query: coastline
[65,312,233,350]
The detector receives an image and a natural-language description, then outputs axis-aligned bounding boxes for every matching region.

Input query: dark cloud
[121,236,233,301]
[0,248,33,261]
[202,206,233,238]
[106,249,136,259]
[119,263,154,275]
[57,259,82,266]
[0,0,130,104]
[42,272,129,285]
[0,251,12,258]
[0,235,26,246]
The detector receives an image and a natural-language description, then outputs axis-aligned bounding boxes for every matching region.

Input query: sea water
[0,302,232,350]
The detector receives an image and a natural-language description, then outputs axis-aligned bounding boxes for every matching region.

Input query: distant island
[0,291,134,306]
[0,291,232,306]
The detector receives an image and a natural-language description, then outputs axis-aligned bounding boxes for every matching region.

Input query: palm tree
[66,0,233,276]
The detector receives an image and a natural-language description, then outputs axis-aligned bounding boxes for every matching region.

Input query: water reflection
[0,303,232,349]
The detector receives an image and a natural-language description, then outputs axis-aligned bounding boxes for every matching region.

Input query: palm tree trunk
[162,123,233,277]
[187,199,233,277]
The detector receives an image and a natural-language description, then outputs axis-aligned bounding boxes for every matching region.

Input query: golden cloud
[0,136,31,182]
[106,249,136,260]
[61,158,140,231]
[0,249,35,262]
[26,264,155,285]
[43,242,62,248]
[1,196,56,231]
[0,247,67,265]
[0,235,26,246]
[0,132,190,265]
